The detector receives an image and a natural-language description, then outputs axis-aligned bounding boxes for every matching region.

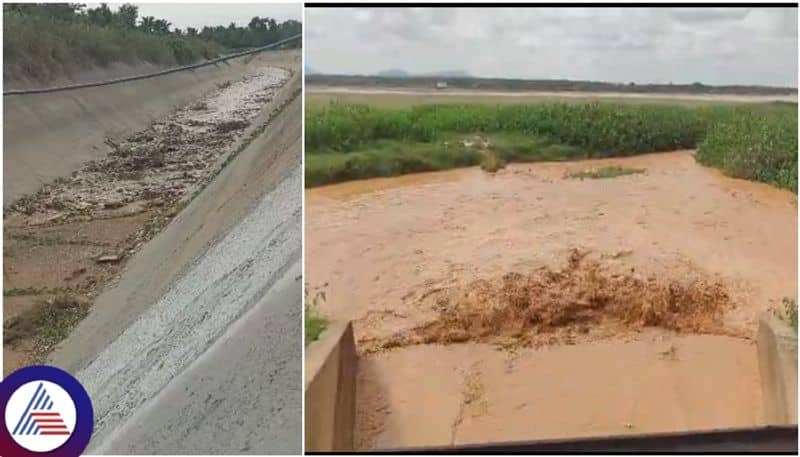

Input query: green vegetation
[696,107,798,192]
[567,166,645,180]
[3,3,301,83]
[4,287,43,297]
[307,140,483,186]
[305,310,328,346]
[306,102,707,155]
[480,154,506,173]
[775,298,798,333]
[305,284,329,345]
[305,100,797,190]
[3,295,89,356]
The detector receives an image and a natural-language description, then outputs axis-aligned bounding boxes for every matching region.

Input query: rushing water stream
[306,150,797,448]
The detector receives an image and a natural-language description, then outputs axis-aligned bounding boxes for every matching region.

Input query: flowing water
[305,150,797,448]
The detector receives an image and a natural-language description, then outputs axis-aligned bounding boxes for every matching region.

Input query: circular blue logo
[1,366,93,457]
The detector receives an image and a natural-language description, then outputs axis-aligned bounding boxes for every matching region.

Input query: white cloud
[306,7,797,86]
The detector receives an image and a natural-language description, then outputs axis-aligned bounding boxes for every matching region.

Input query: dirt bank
[305,150,797,448]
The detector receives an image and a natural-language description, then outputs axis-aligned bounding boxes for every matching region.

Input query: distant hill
[374,69,470,78]
[426,70,471,78]
[376,68,411,78]
[305,65,318,75]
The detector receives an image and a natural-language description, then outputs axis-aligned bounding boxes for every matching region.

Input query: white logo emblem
[4,380,77,452]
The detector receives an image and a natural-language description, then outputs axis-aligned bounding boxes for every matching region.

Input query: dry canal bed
[3,64,292,375]
[305,150,797,449]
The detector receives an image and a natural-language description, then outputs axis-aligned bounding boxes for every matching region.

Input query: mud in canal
[3,64,292,374]
[305,150,797,449]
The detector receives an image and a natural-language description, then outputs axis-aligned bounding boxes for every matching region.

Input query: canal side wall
[3,50,295,206]
[304,321,358,451]
[757,312,798,425]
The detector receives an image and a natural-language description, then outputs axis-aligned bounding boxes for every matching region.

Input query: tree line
[3,3,301,49]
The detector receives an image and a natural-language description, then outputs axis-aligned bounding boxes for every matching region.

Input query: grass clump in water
[480,154,506,173]
[305,284,329,345]
[305,311,328,345]
[566,166,645,180]
[773,297,798,333]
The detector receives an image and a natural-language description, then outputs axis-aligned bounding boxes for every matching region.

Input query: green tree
[86,3,113,27]
[152,18,171,34]
[138,15,156,33]
[4,3,85,21]
[113,3,137,29]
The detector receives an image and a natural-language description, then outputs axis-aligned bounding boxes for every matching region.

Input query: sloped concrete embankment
[84,161,301,451]
[48,69,301,373]
[40,64,302,451]
[3,49,297,206]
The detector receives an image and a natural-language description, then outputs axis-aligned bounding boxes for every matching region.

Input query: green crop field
[305,98,797,192]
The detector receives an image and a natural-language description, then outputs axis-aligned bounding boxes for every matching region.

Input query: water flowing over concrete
[306,151,796,449]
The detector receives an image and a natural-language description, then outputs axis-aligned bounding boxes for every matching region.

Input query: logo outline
[1,366,93,457]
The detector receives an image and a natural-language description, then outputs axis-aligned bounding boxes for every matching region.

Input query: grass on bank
[305,101,797,192]
[696,107,798,192]
[3,295,89,357]
[567,166,645,180]
[4,11,221,83]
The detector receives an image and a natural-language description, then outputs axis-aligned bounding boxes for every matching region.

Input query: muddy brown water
[305,150,797,449]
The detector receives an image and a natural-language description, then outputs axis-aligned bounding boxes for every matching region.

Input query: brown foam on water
[362,249,740,353]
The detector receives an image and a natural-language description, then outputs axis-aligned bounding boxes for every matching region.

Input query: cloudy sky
[306,7,798,87]
[91,3,300,30]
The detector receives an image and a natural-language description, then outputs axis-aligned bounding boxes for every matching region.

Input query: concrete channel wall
[305,321,358,451]
[3,49,295,206]
[49,59,301,374]
[757,312,798,425]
